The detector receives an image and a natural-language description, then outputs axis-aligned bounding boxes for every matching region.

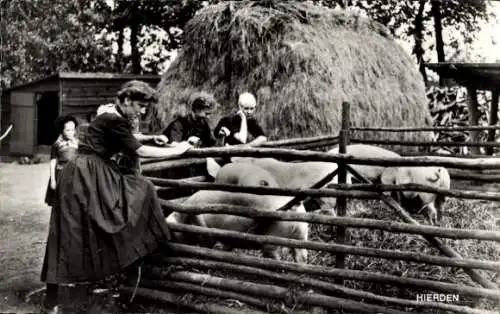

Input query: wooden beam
[466,86,482,155]
[346,166,498,289]
[140,279,287,314]
[142,146,500,170]
[160,200,500,242]
[153,270,416,314]
[165,243,500,301]
[157,258,497,314]
[119,286,265,314]
[166,222,500,271]
[486,90,500,155]
[336,102,351,274]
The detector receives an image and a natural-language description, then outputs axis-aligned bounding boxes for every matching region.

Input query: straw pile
[156,1,432,153]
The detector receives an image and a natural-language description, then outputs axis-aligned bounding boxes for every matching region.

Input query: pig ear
[438,167,451,189]
[206,157,221,179]
[426,168,440,183]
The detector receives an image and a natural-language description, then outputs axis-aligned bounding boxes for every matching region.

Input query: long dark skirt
[41,153,170,284]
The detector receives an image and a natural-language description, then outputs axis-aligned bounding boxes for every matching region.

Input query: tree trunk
[116,26,124,72]
[466,86,482,155]
[414,0,428,85]
[431,0,445,86]
[130,19,141,74]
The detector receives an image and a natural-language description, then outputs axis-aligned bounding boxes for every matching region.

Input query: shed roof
[1,71,161,93]
[425,62,500,91]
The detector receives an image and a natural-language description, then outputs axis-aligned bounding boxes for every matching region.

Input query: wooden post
[345,166,498,290]
[335,102,350,275]
[486,90,500,155]
[466,86,481,155]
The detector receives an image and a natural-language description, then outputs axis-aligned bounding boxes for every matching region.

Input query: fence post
[486,90,500,156]
[335,102,351,278]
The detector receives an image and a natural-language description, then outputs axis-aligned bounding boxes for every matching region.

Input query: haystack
[156,1,432,152]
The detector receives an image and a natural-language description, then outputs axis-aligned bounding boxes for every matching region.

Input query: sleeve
[109,117,142,153]
[248,118,265,138]
[50,143,58,160]
[202,120,216,147]
[213,117,229,138]
[164,119,185,143]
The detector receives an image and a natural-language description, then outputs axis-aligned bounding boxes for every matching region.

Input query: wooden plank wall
[60,78,160,122]
[0,93,11,152]
[9,92,36,155]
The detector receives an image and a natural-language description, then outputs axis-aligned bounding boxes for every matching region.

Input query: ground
[0,160,498,313]
[0,161,51,313]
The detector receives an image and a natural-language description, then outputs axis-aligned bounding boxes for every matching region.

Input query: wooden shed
[0,72,160,156]
[425,62,500,155]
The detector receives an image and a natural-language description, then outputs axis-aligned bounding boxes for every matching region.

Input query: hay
[306,197,500,313]
[157,1,431,153]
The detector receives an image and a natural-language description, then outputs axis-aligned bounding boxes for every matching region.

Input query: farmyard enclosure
[116,2,500,313]
[121,102,500,314]
[2,1,500,313]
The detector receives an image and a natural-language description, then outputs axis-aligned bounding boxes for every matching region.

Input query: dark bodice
[78,113,141,159]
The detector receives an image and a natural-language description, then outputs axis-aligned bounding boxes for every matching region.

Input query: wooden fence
[125,103,500,313]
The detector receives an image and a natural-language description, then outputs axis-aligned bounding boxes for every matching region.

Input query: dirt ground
[0,161,51,313]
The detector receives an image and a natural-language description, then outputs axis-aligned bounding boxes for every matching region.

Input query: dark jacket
[163,114,216,147]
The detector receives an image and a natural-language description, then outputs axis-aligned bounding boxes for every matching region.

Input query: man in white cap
[214,92,267,146]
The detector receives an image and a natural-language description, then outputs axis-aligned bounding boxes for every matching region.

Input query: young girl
[44,116,79,207]
[40,80,192,313]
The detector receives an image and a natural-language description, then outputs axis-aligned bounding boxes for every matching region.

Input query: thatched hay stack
[156,1,432,152]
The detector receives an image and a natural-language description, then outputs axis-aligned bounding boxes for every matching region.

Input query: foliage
[0,0,493,88]
[304,0,492,71]
[108,0,204,74]
[0,0,115,88]
[427,86,495,154]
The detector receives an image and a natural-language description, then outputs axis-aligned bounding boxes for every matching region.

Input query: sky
[463,2,500,62]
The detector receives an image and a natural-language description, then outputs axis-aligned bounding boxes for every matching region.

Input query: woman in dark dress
[40,80,192,313]
[44,116,79,207]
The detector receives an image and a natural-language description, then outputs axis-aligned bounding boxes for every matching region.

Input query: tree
[108,0,203,74]
[0,0,115,88]
[304,0,491,85]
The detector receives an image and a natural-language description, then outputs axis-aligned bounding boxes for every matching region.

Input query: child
[44,115,79,207]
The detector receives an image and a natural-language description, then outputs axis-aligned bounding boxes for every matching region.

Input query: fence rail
[141,147,500,170]
[142,102,500,313]
[160,200,500,242]
[351,138,500,148]
[142,269,410,314]
[167,222,500,271]
[151,177,500,202]
[156,257,492,314]
[166,243,500,301]
[351,125,500,132]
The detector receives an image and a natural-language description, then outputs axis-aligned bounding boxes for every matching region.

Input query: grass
[132,197,500,313]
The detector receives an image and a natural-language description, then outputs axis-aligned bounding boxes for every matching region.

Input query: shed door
[10,92,36,155]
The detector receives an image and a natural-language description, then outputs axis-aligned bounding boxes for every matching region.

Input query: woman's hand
[218,127,230,137]
[153,135,169,146]
[187,136,200,146]
[50,179,57,190]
